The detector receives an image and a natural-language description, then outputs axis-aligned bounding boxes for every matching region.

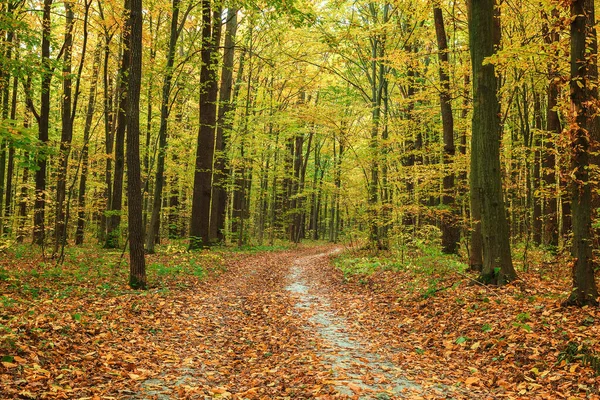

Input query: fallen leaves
[2,243,600,399]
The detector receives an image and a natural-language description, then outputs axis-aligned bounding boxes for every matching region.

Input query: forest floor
[1,242,600,399]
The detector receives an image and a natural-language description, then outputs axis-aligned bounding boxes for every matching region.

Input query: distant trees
[0,0,598,301]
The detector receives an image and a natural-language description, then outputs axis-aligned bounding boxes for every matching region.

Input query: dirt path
[285,250,431,399]
[135,247,455,399]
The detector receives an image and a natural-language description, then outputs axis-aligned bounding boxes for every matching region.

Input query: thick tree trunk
[565,0,599,306]
[189,0,220,249]
[469,0,517,284]
[126,0,146,289]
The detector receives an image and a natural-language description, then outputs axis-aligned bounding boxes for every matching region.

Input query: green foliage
[455,336,468,345]
[336,256,383,278]
[558,341,600,376]
[511,312,532,332]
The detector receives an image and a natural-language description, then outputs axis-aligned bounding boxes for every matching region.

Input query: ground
[1,243,600,399]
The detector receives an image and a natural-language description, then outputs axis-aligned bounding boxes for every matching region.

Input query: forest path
[136,246,453,399]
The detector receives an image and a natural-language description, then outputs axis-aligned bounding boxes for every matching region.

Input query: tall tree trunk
[54,2,75,253]
[434,4,460,254]
[106,3,131,248]
[0,2,17,235]
[126,0,146,289]
[146,0,181,253]
[76,44,102,245]
[100,20,115,242]
[565,0,599,306]
[5,70,18,230]
[532,90,543,245]
[32,0,53,246]
[189,0,221,249]
[211,8,238,242]
[232,32,253,246]
[542,9,560,248]
[468,0,517,284]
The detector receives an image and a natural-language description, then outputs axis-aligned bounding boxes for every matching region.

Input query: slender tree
[146,0,190,253]
[106,0,132,248]
[31,0,53,246]
[433,4,459,254]
[211,7,238,243]
[126,0,146,288]
[76,44,102,245]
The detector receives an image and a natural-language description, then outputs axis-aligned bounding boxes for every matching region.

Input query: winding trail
[134,246,454,399]
[285,251,426,399]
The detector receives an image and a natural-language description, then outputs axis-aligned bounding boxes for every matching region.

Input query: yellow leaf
[569,364,578,373]
[465,376,479,386]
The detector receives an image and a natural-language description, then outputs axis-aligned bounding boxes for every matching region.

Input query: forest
[1,0,600,398]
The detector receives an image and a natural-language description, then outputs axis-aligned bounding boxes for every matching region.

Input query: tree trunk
[189,0,220,249]
[106,3,131,248]
[4,70,18,231]
[542,9,560,248]
[532,90,543,246]
[211,8,238,242]
[564,0,599,306]
[434,4,460,254]
[32,0,53,246]
[100,23,115,242]
[468,0,517,284]
[146,0,181,254]
[54,2,75,253]
[126,0,146,289]
[76,44,102,245]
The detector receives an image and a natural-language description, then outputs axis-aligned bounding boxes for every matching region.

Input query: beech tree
[564,0,599,306]
[126,0,146,288]
[189,0,221,250]
[468,0,517,284]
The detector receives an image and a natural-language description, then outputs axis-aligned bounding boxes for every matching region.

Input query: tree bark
[211,8,238,242]
[189,0,220,249]
[564,0,599,306]
[468,0,517,284]
[106,1,131,248]
[434,4,460,254]
[126,0,146,289]
[542,9,560,248]
[76,44,102,245]
[32,0,53,246]
[54,1,75,253]
[146,0,182,253]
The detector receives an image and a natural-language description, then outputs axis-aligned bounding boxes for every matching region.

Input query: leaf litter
[1,244,599,399]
